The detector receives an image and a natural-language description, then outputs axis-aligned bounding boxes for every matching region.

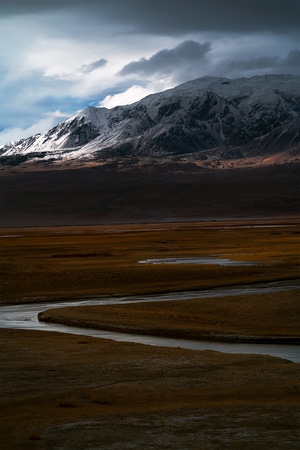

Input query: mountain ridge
[1,74,299,170]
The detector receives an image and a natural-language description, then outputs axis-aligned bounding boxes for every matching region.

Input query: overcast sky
[0,0,299,145]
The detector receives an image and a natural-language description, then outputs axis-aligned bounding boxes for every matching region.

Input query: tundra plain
[0,220,299,449]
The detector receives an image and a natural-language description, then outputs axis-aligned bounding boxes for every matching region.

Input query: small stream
[0,280,299,362]
[138,257,268,266]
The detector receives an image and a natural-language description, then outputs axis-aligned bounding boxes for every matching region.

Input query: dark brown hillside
[0,163,299,227]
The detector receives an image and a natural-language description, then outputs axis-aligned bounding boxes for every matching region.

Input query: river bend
[1,280,299,362]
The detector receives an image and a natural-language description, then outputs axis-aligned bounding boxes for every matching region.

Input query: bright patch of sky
[0,0,299,146]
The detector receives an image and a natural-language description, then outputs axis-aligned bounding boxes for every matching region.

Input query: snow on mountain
[1,74,299,168]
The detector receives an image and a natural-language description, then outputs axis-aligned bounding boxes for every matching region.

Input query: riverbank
[1,327,299,450]
[38,289,300,344]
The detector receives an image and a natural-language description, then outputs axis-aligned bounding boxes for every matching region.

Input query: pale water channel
[0,280,299,362]
[139,257,272,266]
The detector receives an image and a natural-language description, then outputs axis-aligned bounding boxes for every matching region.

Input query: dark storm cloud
[120,41,211,77]
[0,0,67,15]
[222,49,300,75]
[101,0,300,35]
[283,49,300,67]
[271,49,300,74]
[225,56,281,72]
[2,0,299,35]
[80,59,108,74]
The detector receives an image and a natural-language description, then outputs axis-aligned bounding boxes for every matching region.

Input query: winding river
[1,280,299,362]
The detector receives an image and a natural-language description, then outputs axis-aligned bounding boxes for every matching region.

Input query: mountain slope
[1,164,299,227]
[1,74,299,169]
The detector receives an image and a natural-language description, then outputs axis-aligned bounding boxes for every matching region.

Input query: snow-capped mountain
[1,74,299,169]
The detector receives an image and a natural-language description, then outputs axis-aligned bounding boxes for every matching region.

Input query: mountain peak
[1,74,299,169]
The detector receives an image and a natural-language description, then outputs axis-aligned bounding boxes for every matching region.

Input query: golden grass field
[0,219,299,449]
[1,219,299,303]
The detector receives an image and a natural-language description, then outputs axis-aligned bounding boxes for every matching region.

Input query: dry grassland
[1,219,299,303]
[0,220,299,449]
[1,328,300,450]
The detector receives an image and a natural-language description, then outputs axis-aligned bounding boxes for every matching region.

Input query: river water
[139,257,264,266]
[1,280,299,362]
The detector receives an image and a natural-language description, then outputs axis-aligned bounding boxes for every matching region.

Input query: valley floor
[0,219,299,449]
[1,327,299,450]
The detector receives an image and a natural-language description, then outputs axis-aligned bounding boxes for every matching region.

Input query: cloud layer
[119,41,211,77]
[0,0,299,145]
[2,0,299,33]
